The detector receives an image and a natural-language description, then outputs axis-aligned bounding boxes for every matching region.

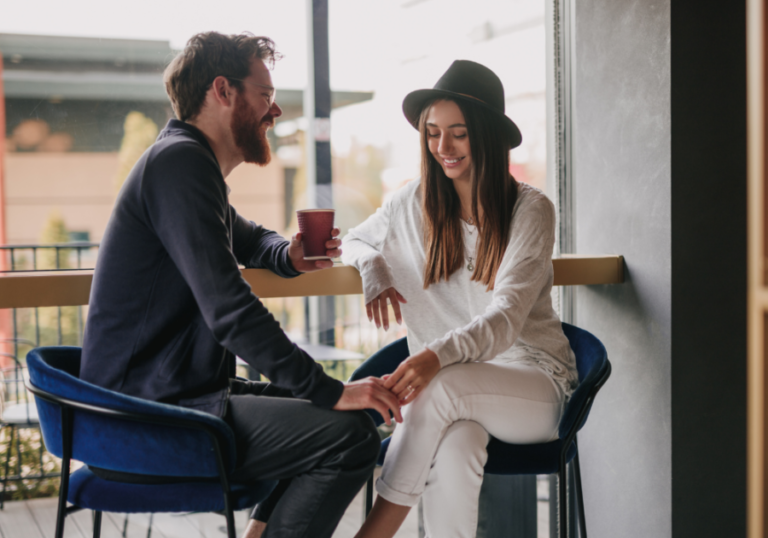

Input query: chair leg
[54,484,68,538]
[147,513,153,538]
[559,465,568,538]
[364,473,374,519]
[92,511,102,538]
[573,449,587,538]
[1,425,15,510]
[224,507,237,538]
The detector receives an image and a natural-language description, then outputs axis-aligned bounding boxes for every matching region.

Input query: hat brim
[402,89,523,149]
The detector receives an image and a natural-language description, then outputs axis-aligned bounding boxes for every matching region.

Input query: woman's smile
[426,99,472,182]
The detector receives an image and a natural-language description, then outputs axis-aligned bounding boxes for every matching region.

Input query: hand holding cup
[289,209,341,272]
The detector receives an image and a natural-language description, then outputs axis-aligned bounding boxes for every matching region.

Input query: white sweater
[341,179,579,398]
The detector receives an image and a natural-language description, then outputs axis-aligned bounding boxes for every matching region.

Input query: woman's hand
[288,228,342,272]
[383,348,441,404]
[366,287,407,330]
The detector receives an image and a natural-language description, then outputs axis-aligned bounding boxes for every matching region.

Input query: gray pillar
[305,0,335,346]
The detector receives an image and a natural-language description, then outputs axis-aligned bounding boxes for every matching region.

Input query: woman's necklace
[462,215,476,270]
[461,215,475,235]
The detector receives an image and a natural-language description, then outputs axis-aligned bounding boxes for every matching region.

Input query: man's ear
[210,76,236,108]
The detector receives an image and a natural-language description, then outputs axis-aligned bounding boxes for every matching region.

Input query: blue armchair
[25,346,277,538]
[350,322,611,538]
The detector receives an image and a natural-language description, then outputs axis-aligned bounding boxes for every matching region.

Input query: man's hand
[383,348,441,405]
[366,287,407,330]
[332,377,403,426]
[289,227,342,272]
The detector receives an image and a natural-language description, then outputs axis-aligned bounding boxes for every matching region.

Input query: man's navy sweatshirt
[80,120,344,417]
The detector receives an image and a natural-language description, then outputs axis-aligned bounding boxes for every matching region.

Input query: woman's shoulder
[514,182,556,220]
[385,178,422,212]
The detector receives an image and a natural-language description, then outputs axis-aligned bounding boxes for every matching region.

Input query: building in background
[0,32,372,246]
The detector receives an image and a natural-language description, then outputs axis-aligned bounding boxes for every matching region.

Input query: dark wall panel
[670,0,747,535]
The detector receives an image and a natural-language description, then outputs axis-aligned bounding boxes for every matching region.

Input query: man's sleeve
[141,142,342,407]
[230,208,300,277]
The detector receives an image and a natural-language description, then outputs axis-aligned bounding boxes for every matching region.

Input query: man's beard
[231,93,272,165]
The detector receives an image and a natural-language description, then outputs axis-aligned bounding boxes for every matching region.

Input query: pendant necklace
[462,214,476,270]
[462,216,475,235]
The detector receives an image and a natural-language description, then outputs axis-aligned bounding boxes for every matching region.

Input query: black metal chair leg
[364,474,374,518]
[122,514,129,537]
[55,408,73,538]
[147,513,153,538]
[573,449,587,538]
[559,464,568,538]
[225,507,237,538]
[92,511,102,538]
[1,425,15,510]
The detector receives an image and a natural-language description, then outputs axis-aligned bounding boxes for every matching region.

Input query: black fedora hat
[402,60,522,149]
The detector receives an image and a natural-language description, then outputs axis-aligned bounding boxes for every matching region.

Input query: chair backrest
[27,346,237,479]
[558,322,611,440]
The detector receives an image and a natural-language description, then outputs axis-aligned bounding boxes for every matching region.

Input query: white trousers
[376,361,564,538]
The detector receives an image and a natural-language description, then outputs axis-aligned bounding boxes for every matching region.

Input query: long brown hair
[420,98,518,291]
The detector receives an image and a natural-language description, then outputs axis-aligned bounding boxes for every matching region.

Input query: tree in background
[38,210,70,270]
[36,210,78,346]
[114,111,158,193]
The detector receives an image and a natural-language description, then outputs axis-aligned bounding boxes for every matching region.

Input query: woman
[341,60,579,538]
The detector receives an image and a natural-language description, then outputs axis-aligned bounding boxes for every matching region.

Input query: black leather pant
[225,380,379,538]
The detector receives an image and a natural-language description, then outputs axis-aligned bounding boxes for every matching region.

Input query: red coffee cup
[296,209,335,260]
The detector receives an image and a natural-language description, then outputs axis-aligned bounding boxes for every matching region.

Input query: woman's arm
[341,198,406,328]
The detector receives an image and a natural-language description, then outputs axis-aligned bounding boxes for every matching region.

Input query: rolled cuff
[375,476,421,507]
[360,254,396,304]
[425,339,462,369]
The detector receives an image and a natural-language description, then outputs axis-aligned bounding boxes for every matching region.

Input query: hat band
[456,92,489,107]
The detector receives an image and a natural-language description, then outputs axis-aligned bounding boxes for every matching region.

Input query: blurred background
[0,0,547,361]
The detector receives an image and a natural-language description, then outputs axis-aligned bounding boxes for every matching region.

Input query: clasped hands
[333,287,440,425]
[290,237,438,425]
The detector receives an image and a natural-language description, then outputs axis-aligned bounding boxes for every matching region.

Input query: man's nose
[271,101,283,119]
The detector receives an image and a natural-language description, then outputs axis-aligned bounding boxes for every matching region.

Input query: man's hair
[164,32,280,122]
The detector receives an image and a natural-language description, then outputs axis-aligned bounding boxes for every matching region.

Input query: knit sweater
[81,120,343,416]
[341,179,578,397]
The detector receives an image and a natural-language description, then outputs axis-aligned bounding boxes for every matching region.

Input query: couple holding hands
[80,31,578,538]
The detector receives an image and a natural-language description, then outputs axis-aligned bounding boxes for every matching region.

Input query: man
[80,32,401,538]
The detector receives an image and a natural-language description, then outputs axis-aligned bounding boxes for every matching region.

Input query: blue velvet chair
[25,346,277,538]
[350,322,611,538]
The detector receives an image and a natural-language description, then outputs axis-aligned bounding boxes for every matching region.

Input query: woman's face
[425,100,472,184]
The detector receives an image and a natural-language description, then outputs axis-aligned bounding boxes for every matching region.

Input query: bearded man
[80,32,401,538]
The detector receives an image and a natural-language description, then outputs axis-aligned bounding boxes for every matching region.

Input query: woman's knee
[431,421,489,474]
[411,364,469,414]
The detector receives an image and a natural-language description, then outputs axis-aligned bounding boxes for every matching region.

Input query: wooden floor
[0,473,550,538]
[0,471,419,538]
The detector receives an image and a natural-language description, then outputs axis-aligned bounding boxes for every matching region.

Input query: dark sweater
[80,120,343,417]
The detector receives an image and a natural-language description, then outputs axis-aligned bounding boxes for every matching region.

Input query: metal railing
[0,243,100,273]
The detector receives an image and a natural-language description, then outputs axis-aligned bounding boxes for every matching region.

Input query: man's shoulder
[135,125,223,199]
[147,126,217,170]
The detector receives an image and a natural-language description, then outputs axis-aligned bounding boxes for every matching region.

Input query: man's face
[230,58,283,165]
